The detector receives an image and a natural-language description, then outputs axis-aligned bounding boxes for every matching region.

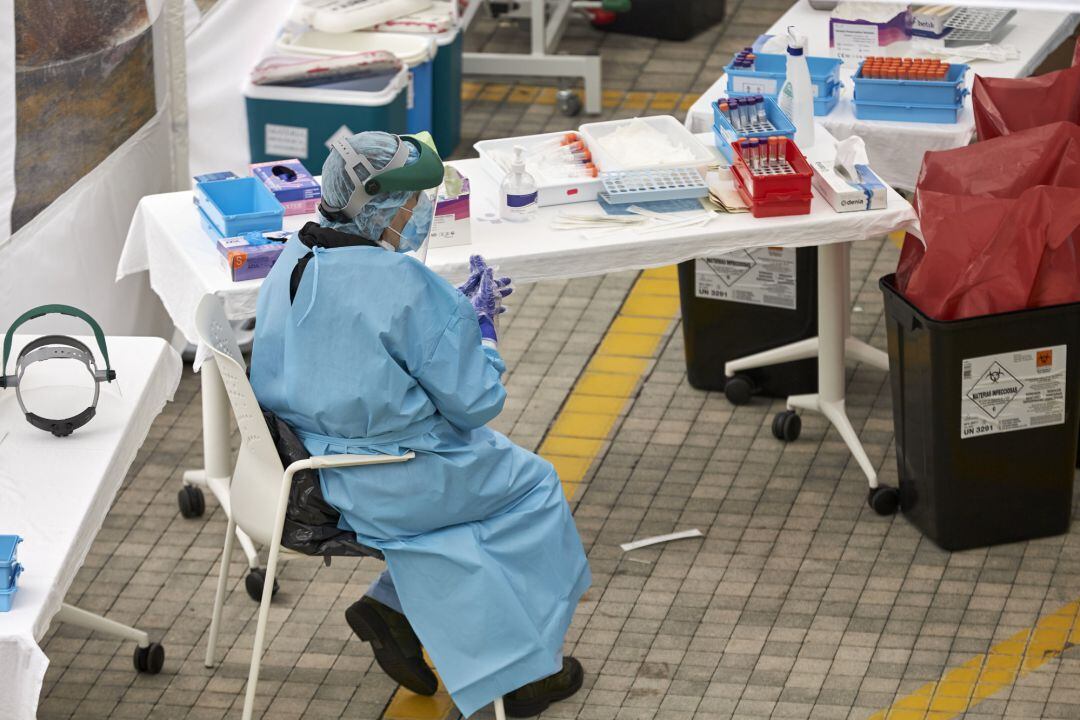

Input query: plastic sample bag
[973,38,1080,141]
[896,122,1080,320]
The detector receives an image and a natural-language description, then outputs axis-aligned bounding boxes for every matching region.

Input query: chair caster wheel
[246,568,281,602]
[177,485,205,518]
[723,374,755,405]
[868,486,900,516]
[557,89,582,116]
[771,410,801,442]
[133,643,165,674]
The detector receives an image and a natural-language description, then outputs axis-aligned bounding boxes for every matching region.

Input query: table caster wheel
[557,89,582,116]
[723,375,755,405]
[868,486,900,516]
[246,568,281,602]
[177,485,205,519]
[771,410,801,442]
[133,643,165,674]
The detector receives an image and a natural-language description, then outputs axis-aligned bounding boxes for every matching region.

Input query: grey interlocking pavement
[34,1,1080,719]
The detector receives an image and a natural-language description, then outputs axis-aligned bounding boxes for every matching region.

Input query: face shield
[318,132,444,251]
[386,188,438,263]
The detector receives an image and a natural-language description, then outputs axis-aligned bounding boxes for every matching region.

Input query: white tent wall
[185,0,296,177]
[0,0,185,338]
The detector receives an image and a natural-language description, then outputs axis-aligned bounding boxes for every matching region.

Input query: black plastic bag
[262,409,383,560]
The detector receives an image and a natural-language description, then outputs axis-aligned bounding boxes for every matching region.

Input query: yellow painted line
[535,87,558,106]
[679,95,698,112]
[461,81,482,102]
[871,599,1080,720]
[381,268,682,720]
[650,92,682,111]
[603,89,625,108]
[622,91,652,110]
[507,85,541,104]
[478,83,511,103]
[889,229,907,249]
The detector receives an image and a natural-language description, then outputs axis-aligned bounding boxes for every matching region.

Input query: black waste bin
[602,0,726,41]
[881,274,1080,551]
[678,247,818,404]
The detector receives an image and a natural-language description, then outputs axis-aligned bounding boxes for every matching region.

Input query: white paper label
[731,76,778,95]
[265,123,308,159]
[694,248,797,310]
[428,213,470,249]
[961,345,1067,439]
[832,22,879,65]
[325,124,354,150]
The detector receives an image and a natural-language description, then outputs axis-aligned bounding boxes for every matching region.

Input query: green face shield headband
[0,304,116,437]
[318,132,445,224]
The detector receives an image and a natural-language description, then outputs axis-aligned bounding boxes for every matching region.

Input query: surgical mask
[387,190,436,254]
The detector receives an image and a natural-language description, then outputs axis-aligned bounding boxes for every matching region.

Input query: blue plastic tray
[725,53,843,117]
[0,564,21,610]
[853,98,964,124]
[0,535,20,590]
[712,97,796,163]
[853,62,969,105]
[194,177,284,238]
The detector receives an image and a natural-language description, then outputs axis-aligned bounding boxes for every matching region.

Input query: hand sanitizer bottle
[778,26,815,150]
[500,145,538,222]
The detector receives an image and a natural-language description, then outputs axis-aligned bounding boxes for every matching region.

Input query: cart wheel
[868,486,900,516]
[177,485,205,519]
[771,411,801,442]
[245,568,281,602]
[133,643,165,674]
[723,375,755,405]
[557,90,582,117]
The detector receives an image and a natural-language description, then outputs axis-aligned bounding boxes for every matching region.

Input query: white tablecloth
[118,131,918,345]
[685,1,1080,191]
[0,336,181,720]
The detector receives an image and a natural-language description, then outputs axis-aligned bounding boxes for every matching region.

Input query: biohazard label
[694,248,797,310]
[265,123,308,159]
[961,345,1067,439]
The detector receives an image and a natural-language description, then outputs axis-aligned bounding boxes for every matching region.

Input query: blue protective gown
[250,233,591,717]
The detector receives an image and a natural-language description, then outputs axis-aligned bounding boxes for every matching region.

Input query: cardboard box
[829,8,911,65]
[911,5,957,38]
[217,231,290,281]
[429,166,471,249]
[811,160,888,212]
[250,159,322,216]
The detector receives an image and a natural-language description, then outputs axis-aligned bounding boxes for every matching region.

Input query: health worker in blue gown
[249,131,591,718]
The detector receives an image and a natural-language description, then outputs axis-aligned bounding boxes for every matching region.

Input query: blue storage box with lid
[194,177,284,238]
[853,99,966,124]
[725,53,843,116]
[853,61,969,104]
[375,3,463,156]
[1,535,23,612]
[711,96,797,163]
[852,61,969,124]
[244,65,410,170]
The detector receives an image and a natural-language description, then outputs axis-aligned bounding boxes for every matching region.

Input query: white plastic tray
[579,115,715,172]
[474,132,602,207]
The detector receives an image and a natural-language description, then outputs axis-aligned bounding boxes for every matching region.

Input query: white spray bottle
[778,26,815,150]
[500,145,538,222]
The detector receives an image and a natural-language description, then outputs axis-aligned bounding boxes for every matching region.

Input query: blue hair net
[318,130,419,241]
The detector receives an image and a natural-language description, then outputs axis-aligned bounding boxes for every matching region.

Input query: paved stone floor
[35,1,1080,719]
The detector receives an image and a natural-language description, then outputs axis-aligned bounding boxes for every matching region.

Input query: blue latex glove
[471,268,511,345]
[457,255,489,297]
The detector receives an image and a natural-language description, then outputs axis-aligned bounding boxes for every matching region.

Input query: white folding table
[118,132,917,587]
[0,336,181,720]
[684,0,1080,191]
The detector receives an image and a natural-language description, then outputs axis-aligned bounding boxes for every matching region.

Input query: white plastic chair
[193,296,506,720]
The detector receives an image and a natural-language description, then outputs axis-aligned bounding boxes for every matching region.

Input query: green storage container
[431,28,462,157]
[243,67,409,171]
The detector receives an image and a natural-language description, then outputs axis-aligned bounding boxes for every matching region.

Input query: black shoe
[504,657,584,718]
[345,596,438,696]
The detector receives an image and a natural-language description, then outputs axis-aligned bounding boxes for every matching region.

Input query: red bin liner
[896,121,1080,320]
[973,38,1080,141]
